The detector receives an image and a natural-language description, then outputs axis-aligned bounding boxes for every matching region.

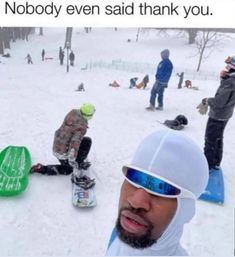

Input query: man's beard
[116,207,157,249]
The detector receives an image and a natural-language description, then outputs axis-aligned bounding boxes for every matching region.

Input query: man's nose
[127,188,151,211]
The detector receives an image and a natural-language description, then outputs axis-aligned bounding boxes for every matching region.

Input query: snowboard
[199,167,224,205]
[72,169,97,208]
[0,146,31,196]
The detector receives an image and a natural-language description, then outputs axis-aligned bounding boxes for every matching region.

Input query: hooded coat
[207,71,235,120]
[106,130,208,256]
[155,49,173,85]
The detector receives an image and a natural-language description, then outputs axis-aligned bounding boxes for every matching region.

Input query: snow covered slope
[0,28,234,256]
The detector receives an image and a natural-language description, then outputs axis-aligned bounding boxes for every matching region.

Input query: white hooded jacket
[106,130,209,256]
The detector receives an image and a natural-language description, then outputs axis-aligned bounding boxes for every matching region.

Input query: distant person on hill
[106,130,208,256]
[25,54,33,64]
[69,50,75,66]
[184,80,198,90]
[146,49,173,111]
[197,56,235,170]
[76,83,85,91]
[41,49,45,61]
[129,77,138,88]
[59,47,64,65]
[109,81,120,87]
[30,103,96,183]
[84,27,92,33]
[136,74,149,89]
[177,72,184,89]
[184,80,192,88]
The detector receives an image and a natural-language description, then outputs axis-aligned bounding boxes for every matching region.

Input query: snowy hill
[0,28,234,256]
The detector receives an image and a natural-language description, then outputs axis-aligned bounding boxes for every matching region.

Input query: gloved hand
[68,148,78,169]
[196,101,208,115]
[202,98,208,105]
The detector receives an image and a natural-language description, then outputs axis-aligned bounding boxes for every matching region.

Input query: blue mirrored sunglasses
[123,167,195,199]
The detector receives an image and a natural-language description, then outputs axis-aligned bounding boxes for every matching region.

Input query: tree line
[0,27,36,55]
[1,27,234,72]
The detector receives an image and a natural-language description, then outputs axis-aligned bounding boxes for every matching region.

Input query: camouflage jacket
[53,109,88,160]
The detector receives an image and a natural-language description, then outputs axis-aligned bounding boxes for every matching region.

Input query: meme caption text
[2,1,213,19]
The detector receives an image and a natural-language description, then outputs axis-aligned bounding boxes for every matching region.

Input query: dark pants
[204,118,228,169]
[40,137,92,175]
[150,81,166,107]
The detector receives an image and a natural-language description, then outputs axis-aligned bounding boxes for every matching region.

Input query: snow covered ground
[0,28,234,256]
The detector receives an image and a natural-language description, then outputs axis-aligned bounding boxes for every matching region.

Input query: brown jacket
[53,109,88,159]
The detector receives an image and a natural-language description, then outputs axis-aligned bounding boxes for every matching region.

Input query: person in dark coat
[41,49,45,61]
[69,50,75,66]
[142,74,149,89]
[59,47,64,65]
[197,56,235,170]
[25,54,33,64]
[146,49,173,111]
[76,83,85,91]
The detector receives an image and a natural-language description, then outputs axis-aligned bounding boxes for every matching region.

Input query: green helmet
[80,103,96,121]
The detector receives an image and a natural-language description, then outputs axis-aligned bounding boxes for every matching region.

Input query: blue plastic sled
[199,168,224,205]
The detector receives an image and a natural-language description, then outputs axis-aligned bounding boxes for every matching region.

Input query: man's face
[116,180,177,249]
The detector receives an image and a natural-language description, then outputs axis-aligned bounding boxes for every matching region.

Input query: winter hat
[174,115,188,125]
[225,56,235,70]
[161,49,170,59]
[80,103,96,121]
[122,129,208,198]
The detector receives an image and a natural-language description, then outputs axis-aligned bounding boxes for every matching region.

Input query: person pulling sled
[30,103,96,189]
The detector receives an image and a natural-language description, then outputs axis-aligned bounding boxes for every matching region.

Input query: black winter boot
[78,161,91,170]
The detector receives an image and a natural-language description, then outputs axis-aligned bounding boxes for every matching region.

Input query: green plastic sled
[0,146,31,196]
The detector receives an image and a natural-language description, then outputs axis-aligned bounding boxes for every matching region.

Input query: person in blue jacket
[146,49,173,111]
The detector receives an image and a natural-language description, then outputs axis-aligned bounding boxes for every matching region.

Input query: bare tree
[0,28,4,55]
[135,28,156,42]
[2,28,11,49]
[195,30,225,72]
[185,29,198,44]
[0,27,11,54]
[20,27,34,41]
